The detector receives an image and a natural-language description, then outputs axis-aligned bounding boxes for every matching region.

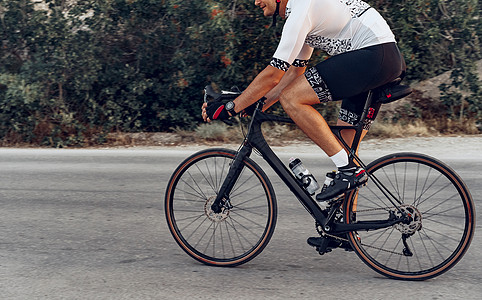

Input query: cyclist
[202,0,405,203]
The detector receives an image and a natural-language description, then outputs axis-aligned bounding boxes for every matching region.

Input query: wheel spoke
[347,154,474,280]
[165,150,276,266]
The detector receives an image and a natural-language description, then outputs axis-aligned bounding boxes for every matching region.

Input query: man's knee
[279,75,322,110]
[280,90,320,111]
[279,90,295,110]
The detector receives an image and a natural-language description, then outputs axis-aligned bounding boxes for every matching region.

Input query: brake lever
[222,119,234,126]
[203,86,210,103]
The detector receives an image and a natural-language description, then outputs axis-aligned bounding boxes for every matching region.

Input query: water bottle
[289,157,320,195]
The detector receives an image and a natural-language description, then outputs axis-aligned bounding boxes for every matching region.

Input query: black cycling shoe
[320,171,336,194]
[316,167,368,201]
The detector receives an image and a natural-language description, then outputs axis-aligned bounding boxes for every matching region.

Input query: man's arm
[231,65,285,114]
[232,63,307,114]
[203,64,305,121]
[262,65,306,111]
[202,65,285,122]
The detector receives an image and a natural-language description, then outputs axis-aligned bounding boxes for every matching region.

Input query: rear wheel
[165,148,277,266]
[345,153,475,280]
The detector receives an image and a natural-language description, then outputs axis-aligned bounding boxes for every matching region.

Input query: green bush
[0,0,480,147]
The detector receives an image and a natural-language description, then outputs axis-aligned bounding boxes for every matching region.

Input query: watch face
[225,101,235,111]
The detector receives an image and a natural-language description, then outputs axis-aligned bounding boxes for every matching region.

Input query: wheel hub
[204,196,230,222]
[394,204,422,235]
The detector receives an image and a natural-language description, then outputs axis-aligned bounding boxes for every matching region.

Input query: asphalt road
[0,144,481,299]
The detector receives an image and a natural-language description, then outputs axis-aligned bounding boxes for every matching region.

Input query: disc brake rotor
[394,204,422,235]
[204,196,230,222]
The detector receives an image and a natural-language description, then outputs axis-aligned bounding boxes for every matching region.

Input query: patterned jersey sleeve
[292,43,313,67]
[270,1,313,71]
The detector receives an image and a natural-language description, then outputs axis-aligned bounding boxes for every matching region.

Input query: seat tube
[350,90,373,153]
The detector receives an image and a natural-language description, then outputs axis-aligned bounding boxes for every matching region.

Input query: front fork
[211,145,253,214]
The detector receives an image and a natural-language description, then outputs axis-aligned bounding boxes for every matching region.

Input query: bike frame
[211,92,407,234]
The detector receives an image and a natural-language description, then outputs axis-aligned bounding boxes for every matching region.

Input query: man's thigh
[281,74,320,106]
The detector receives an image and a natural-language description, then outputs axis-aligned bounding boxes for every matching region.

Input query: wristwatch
[225,101,236,115]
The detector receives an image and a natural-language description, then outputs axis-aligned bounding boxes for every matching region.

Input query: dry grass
[423,118,481,135]
[261,123,310,145]
[100,117,479,148]
[6,116,478,148]
[369,120,433,138]
[176,120,310,145]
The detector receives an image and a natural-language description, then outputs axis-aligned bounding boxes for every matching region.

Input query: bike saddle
[374,79,413,104]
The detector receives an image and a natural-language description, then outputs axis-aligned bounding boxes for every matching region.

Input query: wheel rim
[166,151,275,265]
[346,155,474,279]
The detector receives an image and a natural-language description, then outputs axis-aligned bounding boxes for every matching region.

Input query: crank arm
[328,217,405,234]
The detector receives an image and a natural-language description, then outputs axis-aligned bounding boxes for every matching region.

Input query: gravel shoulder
[2,135,479,161]
[123,134,482,160]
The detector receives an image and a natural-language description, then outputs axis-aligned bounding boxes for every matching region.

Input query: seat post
[348,90,374,156]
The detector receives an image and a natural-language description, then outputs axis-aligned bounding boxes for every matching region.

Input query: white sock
[330,149,349,168]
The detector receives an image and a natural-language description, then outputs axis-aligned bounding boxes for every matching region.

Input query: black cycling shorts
[305,42,406,129]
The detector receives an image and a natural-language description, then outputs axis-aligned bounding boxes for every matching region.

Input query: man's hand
[202,101,231,122]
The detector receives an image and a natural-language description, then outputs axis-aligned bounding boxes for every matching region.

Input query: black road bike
[164,81,475,280]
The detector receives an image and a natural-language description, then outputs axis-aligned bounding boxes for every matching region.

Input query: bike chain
[319,206,405,256]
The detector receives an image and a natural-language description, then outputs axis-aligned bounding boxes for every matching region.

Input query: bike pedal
[308,236,340,255]
[314,246,333,255]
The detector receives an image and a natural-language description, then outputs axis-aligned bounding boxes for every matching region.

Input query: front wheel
[344,153,475,280]
[165,148,277,266]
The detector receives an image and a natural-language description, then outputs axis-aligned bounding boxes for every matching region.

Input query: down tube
[250,137,327,223]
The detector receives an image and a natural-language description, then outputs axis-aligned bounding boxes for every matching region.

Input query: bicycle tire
[344,152,475,280]
[165,148,277,267]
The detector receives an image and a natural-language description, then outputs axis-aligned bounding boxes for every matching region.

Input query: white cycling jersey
[270,0,396,71]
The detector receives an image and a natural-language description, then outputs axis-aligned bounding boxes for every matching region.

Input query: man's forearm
[233,65,285,113]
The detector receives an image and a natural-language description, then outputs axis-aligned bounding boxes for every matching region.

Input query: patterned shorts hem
[304,67,333,102]
[338,107,377,131]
